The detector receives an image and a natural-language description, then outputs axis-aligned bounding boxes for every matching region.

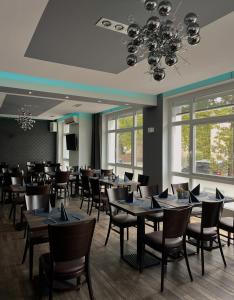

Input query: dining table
[109,197,166,272]
[99,177,139,189]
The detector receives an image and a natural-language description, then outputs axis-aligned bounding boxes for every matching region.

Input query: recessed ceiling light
[125,103,129,106]
[65,96,69,99]
[115,24,124,31]
[97,100,102,103]
[102,20,111,27]
[28,91,32,94]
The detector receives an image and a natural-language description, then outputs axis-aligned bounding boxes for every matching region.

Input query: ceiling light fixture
[125,0,201,81]
[115,24,124,31]
[65,96,69,99]
[16,105,35,131]
[28,91,32,94]
[96,17,128,34]
[97,100,102,103]
[102,20,112,27]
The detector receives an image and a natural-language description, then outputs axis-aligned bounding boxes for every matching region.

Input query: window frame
[106,109,143,177]
[169,86,234,186]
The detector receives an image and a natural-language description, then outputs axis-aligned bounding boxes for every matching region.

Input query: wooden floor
[0,197,234,300]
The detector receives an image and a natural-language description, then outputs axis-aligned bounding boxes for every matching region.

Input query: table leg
[137,216,145,272]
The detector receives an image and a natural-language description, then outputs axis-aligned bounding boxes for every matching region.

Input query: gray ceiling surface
[25,0,234,74]
[0,94,62,116]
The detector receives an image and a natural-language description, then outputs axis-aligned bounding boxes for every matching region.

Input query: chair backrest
[201,201,223,228]
[139,185,158,198]
[27,165,35,173]
[81,175,91,191]
[138,174,149,186]
[25,194,50,211]
[11,176,23,186]
[55,171,70,184]
[171,182,189,194]
[48,218,96,262]
[89,178,100,196]
[101,169,113,177]
[2,172,12,186]
[125,172,134,180]
[26,184,50,195]
[34,163,44,173]
[81,169,94,177]
[107,187,129,217]
[163,206,192,239]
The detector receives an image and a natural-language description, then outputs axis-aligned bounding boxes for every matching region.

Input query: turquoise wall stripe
[0,70,151,100]
[58,112,92,122]
[101,106,129,115]
[163,71,234,97]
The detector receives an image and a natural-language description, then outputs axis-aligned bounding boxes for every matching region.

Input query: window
[62,124,70,167]
[170,88,234,196]
[106,110,143,179]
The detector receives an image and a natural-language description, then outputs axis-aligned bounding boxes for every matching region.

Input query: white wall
[78,116,92,168]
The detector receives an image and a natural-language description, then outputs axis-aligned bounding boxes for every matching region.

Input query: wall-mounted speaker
[49,122,57,132]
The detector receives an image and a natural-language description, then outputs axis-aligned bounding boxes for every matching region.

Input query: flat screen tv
[66,134,77,150]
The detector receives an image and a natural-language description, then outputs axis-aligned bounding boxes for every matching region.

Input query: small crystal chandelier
[126,0,201,81]
[16,105,36,131]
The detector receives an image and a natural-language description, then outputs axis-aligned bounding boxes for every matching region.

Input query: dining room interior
[0,0,234,299]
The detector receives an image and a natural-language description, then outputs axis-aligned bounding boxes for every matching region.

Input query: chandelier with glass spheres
[126,0,200,81]
[16,106,36,131]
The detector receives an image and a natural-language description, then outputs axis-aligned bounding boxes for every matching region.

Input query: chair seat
[219,217,234,232]
[145,231,183,249]
[40,253,85,278]
[112,214,137,227]
[146,212,164,223]
[187,223,217,240]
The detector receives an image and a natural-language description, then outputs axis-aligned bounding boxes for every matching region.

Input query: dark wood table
[10,185,26,224]
[109,198,163,272]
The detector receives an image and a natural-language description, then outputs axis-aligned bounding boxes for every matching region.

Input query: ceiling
[0,0,233,119]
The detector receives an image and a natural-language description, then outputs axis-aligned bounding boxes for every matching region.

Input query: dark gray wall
[143,95,163,191]
[0,118,56,167]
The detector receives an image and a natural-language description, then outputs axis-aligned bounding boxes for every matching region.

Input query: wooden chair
[22,194,51,279]
[80,175,92,213]
[89,178,108,221]
[186,201,226,275]
[8,176,25,224]
[144,206,193,292]
[139,185,163,231]
[39,218,96,300]
[219,217,234,246]
[52,171,70,201]
[105,188,137,258]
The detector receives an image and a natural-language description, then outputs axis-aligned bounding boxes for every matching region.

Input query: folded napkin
[152,196,162,208]
[216,188,224,199]
[124,174,130,182]
[189,191,200,203]
[158,188,168,199]
[191,184,200,196]
[60,203,69,221]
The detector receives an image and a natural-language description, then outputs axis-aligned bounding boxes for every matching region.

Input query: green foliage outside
[181,101,234,176]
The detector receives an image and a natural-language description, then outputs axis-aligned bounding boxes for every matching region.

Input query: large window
[106,110,143,179]
[170,89,234,194]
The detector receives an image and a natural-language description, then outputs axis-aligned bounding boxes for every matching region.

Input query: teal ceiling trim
[0,70,151,100]
[101,105,129,115]
[163,71,234,98]
[58,112,92,122]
